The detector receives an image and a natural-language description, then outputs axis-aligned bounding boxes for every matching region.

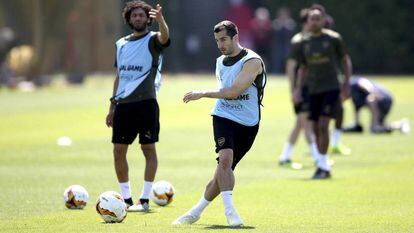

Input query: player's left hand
[183,91,204,103]
[149,4,164,23]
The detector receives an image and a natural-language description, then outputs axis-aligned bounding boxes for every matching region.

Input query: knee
[218,149,233,170]
[141,143,155,152]
[141,144,157,158]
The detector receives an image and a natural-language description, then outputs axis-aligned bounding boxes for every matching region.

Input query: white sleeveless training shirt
[114,31,164,102]
[211,49,265,126]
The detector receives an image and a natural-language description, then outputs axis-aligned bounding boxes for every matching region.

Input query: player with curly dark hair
[106,0,170,212]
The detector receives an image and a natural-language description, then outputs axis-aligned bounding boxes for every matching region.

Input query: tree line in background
[0,0,413,81]
[263,0,414,74]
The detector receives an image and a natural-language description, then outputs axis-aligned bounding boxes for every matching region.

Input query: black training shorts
[309,90,340,121]
[112,99,160,145]
[213,116,259,170]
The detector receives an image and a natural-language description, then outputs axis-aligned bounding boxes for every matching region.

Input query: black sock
[124,198,133,206]
[139,198,149,204]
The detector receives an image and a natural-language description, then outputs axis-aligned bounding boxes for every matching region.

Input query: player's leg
[215,148,243,226]
[113,143,133,205]
[173,116,233,225]
[220,123,258,227]
[279,101,303,164]
[331,103,351,155]
[332,104,344,147]
[128,143,157,212]
[312,116,332,179]
[172,146,235,225]
[113,144,129,183]
[317,116,331,155]
[301,113,319,163]
[373,98,396,133]
[205,172,221,201]
[310,91,335,179]
[112,103,139,207]
[129,100,160,212]
[141,143,158,182]
[172,171,218,225]
[299,87,319,160]
[279,115,302,164]
[309,93,321,151]
[216,118,258,227]
[135,143,158,209]
[216,149,235,191]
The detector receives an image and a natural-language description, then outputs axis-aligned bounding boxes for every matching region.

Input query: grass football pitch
[0,75,413,232]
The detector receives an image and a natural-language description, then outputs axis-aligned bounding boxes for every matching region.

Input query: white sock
[189,196,211,217]
[139,181,153,200]
[317,154,331,171]
[309,142,319,162]
[221,191,235,215]
[119,181,132,200]
[331,129,342,147]
[279,143,294,161]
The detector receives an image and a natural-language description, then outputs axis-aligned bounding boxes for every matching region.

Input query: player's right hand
[183,91,204,103]
[149,4,164,23]
[106,112,114,127]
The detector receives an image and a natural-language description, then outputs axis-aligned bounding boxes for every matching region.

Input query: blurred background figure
[344,77,410,134]
[272,7,296,74]
[250,7,272,68]
[226,0,254,49]
[278,8,319,168]
[0,27,18,88]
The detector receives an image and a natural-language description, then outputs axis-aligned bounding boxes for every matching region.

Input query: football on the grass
[150,180,175,206]
[63,185,89,209]
[96,191,127,223]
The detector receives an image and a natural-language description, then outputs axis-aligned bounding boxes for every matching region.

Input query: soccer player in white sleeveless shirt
[173,20,266,227]
[105,1,170,212]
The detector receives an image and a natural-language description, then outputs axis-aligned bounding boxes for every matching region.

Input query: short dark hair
[213,20,238,38]
[309,4,326,15]
[122,0,153,29]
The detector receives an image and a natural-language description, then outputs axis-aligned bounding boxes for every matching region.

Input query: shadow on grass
[203,224,255,230]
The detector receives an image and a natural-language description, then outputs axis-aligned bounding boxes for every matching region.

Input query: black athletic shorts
[378,97,392,125]
[112,99,160,145]
[309,90,340,121]
[212,116,259,170]
[294,86,310,114]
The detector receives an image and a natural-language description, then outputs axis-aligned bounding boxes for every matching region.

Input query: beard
[309,25,322,33]
[132,22,147,32]
[222,45,235,56]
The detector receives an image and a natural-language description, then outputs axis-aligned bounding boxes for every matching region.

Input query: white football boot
[127,201,149,212]
[225,209,244,227]
[172,212,200,225]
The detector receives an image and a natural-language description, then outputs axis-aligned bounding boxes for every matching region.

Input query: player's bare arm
[293,65,308,104]
[106,74,119,127]
[340,54,352,101]
[183,59,262,103]
[149,4,169,45]
[286,58,297,93]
